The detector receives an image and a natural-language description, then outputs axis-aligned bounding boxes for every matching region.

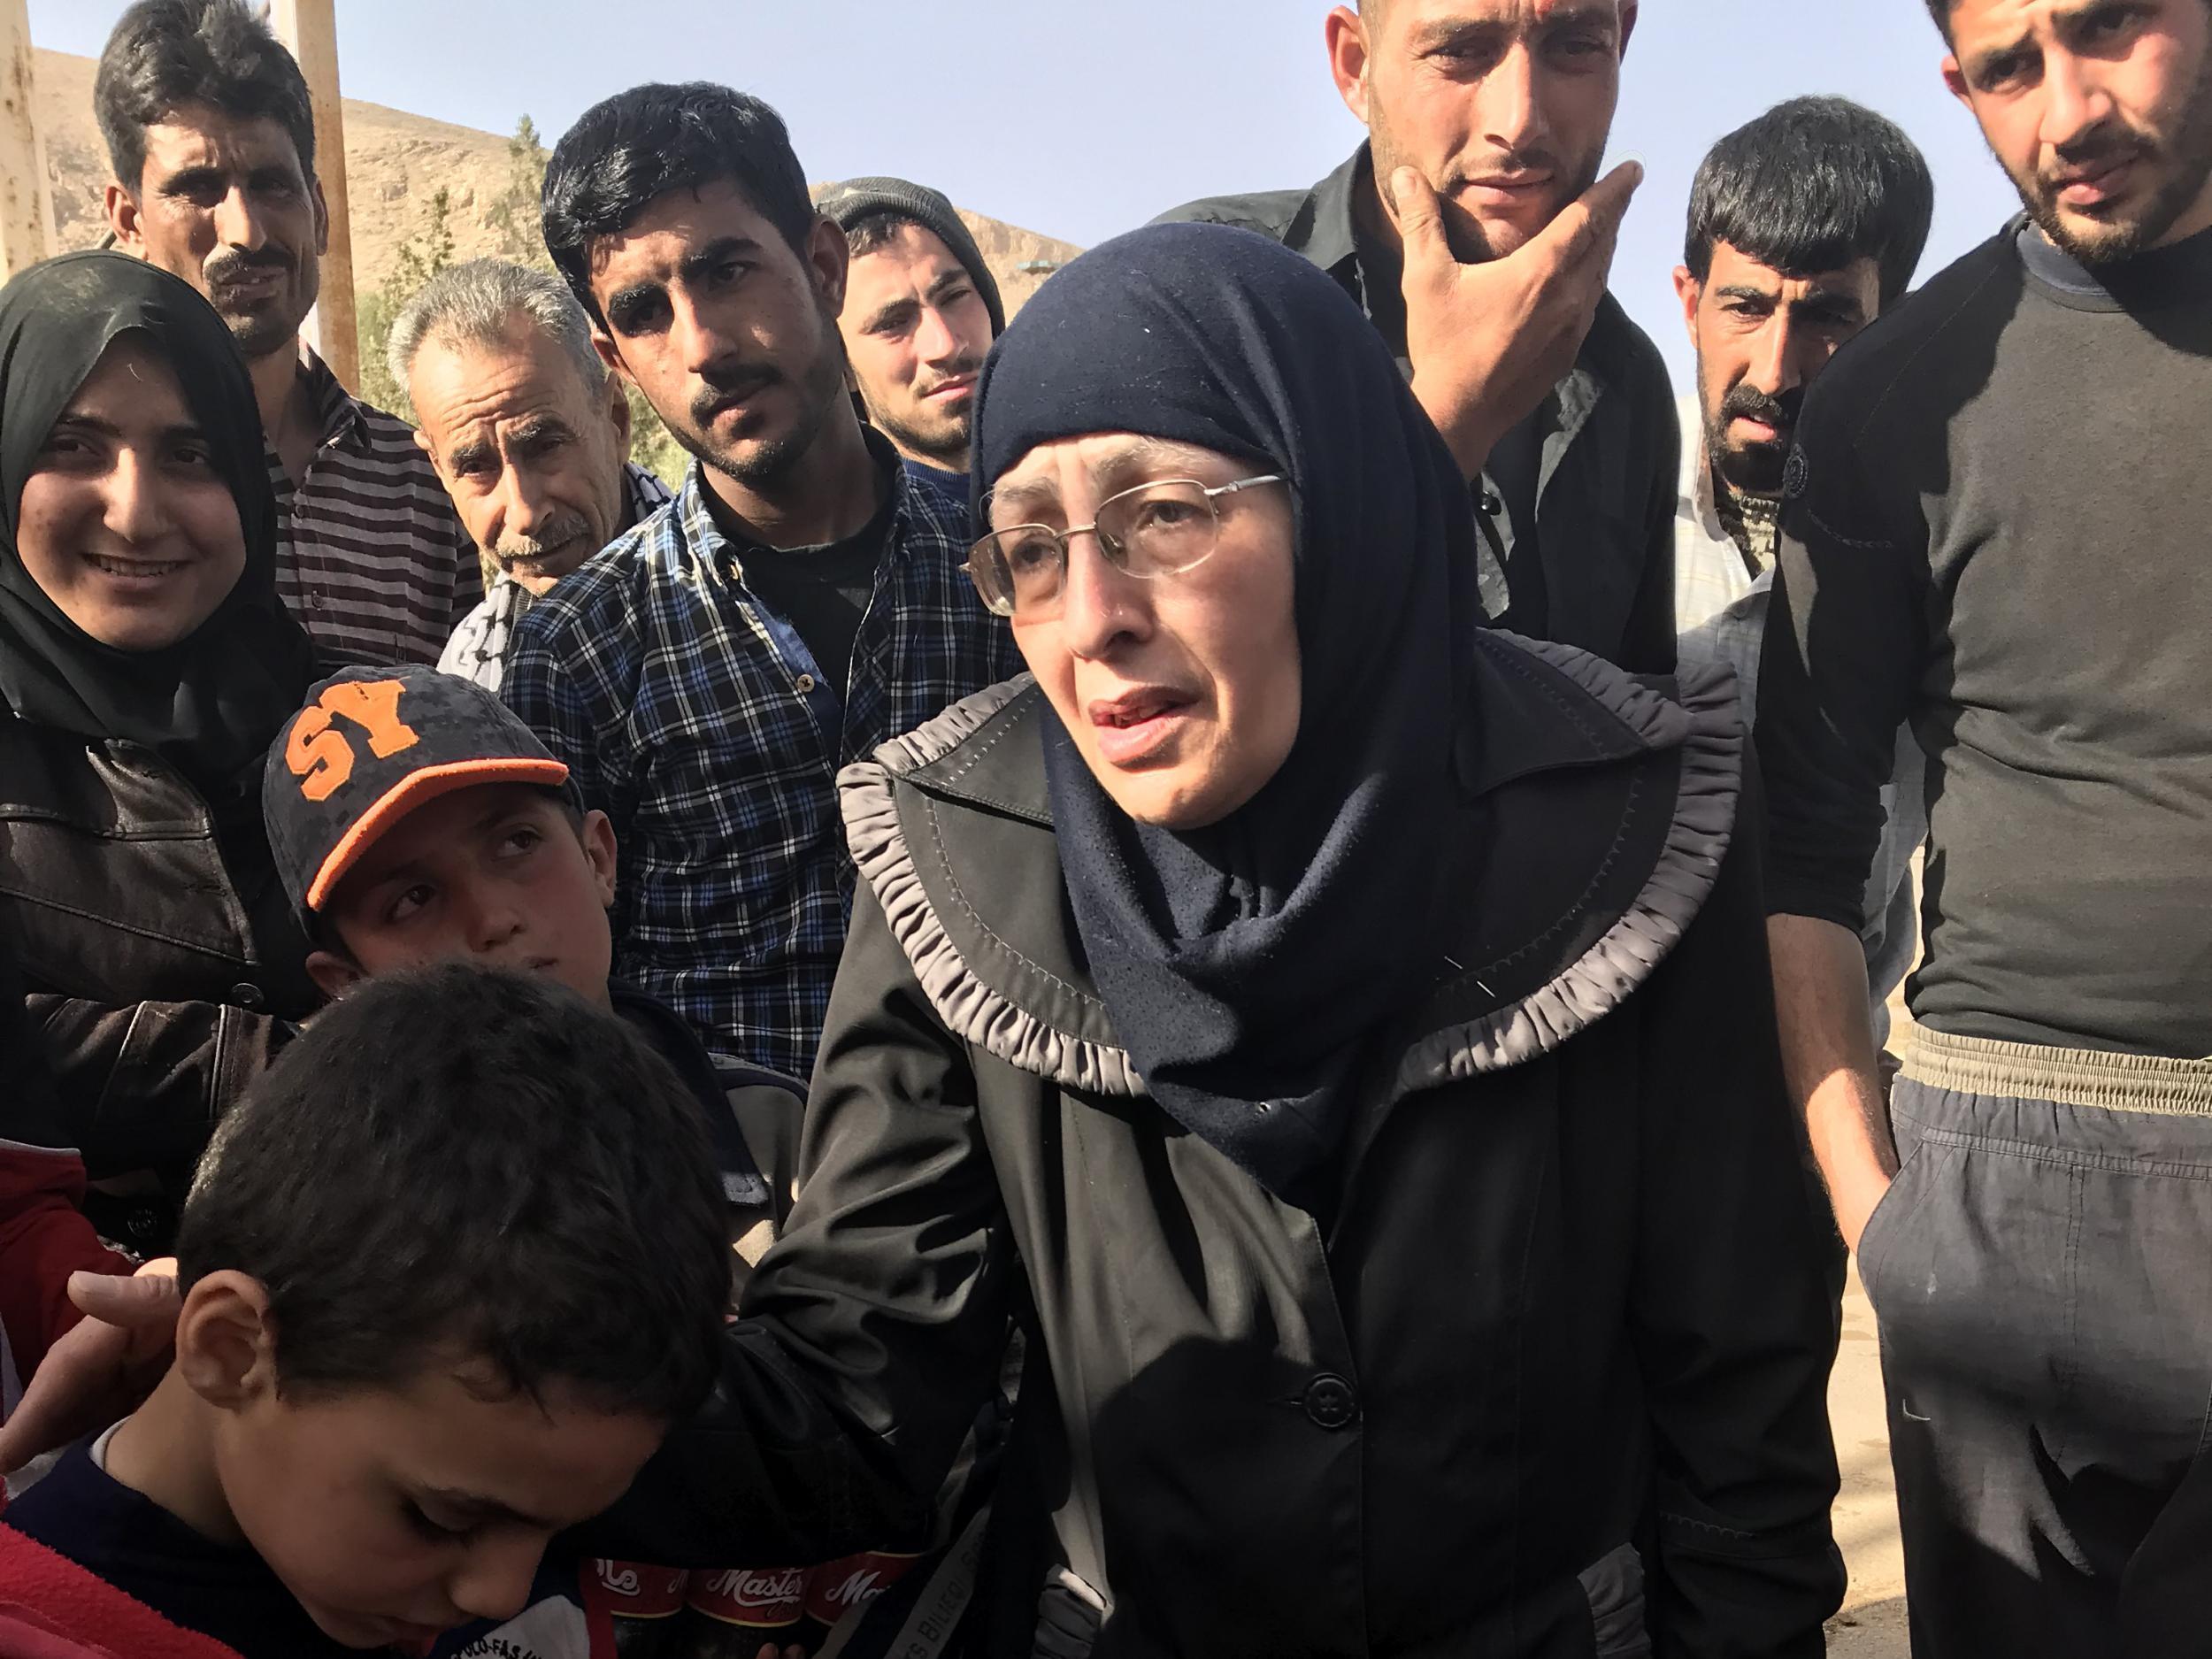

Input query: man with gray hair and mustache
[388,259,673,692]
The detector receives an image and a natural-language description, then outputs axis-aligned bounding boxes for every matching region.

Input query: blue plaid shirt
[503,442,1018,1078]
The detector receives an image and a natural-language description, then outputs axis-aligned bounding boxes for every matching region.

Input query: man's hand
[0,1264,180,1472]
[1768,916,1899,1254]
[1034,1568,1106,1659]
[1395,161,1642,479]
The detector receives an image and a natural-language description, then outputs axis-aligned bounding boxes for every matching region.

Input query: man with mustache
[506,83,1018,1079]
[1671,98,1933,1061]
[818,179,1004,490]
[1159,0,1673,673]
[1756,2,2212,1652]
[384,260,673,694]
[95,0,479,667]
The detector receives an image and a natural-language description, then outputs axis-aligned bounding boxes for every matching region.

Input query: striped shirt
[438,462,674,693]
[266,348,480,667]
[503,435,1020,1077]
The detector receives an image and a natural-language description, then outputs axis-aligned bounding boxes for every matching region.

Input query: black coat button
[1303,1373,1359,1431]
[229,981,265,1010]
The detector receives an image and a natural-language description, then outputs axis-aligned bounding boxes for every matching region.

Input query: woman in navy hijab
[591,220,1846,1656]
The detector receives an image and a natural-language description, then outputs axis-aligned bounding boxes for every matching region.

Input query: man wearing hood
[819,179,1005,495]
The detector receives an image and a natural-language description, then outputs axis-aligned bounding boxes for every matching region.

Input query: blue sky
[32,1,2024,395]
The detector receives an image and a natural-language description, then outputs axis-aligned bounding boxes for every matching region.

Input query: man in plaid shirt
[509,84,1017,1079]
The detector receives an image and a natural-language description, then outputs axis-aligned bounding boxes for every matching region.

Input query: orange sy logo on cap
[285,679,421,802]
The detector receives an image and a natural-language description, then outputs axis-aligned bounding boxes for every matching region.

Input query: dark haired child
[0,965,733,1657]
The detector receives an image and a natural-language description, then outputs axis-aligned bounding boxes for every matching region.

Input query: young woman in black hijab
[0,251,318,1256]
[567,224,1838,1655]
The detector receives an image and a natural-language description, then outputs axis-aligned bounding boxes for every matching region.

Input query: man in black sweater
[1157,0,1675,672]
[1756,1,2212,1652]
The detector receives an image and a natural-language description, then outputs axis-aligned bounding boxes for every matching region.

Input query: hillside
[30,47,1081,315]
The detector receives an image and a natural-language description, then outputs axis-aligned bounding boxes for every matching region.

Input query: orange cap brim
[304,758,572,912]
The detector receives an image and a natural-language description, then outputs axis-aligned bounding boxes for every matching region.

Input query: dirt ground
[1827,952,1914,1657]
[1824,1263,1908,1656]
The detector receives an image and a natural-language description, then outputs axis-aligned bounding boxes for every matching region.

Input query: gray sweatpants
[1862,1029,2212,1657]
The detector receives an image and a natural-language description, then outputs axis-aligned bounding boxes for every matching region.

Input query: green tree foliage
[617,379,693,489]
[355,184,453,420]
[486,115,548,265]
[353,116,689,488]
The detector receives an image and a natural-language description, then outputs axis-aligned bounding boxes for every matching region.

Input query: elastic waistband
[1901,1027,2212,1116]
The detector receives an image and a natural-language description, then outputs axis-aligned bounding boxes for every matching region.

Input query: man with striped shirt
[96,0,478,668]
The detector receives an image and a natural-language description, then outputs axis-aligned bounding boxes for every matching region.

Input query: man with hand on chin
[1161,0,1675,672]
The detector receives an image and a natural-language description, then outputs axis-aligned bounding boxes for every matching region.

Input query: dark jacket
[0,711,313,1250]
[1157,148,1679,676]
[595,635,1842,1657]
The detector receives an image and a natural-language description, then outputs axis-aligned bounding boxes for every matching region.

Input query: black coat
[598,635,1842,1657]
[0,711,313,1249]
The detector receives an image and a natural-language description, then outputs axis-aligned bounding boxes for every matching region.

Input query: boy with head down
[0,964,733,1657]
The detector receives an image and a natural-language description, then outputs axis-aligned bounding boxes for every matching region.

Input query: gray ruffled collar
[838,638,1741,1098]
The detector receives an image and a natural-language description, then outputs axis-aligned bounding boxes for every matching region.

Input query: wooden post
[0,0,56,281]
[268,0,359,388]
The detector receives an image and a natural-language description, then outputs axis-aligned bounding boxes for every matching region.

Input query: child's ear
[582,810,619,910]
[174,1272,279,1409]
[306,947,365,1001]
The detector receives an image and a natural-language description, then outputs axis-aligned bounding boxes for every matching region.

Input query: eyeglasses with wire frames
[966,474,1286,619]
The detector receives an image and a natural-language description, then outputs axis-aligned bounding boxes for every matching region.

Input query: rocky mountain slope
[30,46,1081,315]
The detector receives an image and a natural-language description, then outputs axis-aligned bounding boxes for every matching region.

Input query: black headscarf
[972,223,1482,1208]
[0,251,316,841]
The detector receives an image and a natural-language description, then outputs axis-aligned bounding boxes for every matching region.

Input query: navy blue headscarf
[972,224,1482,1208]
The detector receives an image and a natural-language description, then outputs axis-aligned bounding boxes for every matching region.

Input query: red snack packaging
[686,1565,810,1632]
[803,1552,922,1630]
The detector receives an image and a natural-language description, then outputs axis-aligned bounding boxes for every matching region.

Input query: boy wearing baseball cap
[261,665,803,1252]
